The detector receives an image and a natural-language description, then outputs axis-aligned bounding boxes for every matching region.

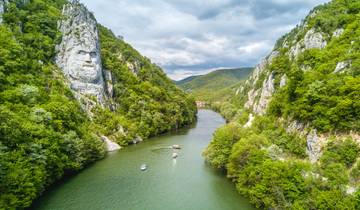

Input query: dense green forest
[97,26,196,143]
[204,0,360,209]
[176,68,252,102]
[0,0,196,209]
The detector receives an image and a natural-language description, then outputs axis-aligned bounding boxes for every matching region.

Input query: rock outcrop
[126,60,141,75]
[254,72,275,115]
[306,130,322,163]
[132,136,143,144]
[286,120,307,135]
[56,1,123,152]
[56,1,107,106]
[334,60,351,73]
[243,113,254,128]
[346,186,357,195]
[266,144,285,161]
[251,51,278,85]
[104,70,114,97]
[289,42,303,58]
[0,0,6,24]
[289,28,327,59]
[244,51,278,113]
[101,136,121,152]
[279,74,287,88]
[332,28,344,38]
[244,89,259,109]
[304,29,327,50]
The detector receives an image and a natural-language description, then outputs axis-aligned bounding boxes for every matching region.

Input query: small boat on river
[140,164,147,171]
[171,145,181,149]
[172,153,178,159]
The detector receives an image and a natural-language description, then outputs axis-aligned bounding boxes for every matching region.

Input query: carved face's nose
[85,53,92,63]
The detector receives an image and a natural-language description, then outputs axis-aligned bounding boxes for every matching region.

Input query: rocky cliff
[56,1,108,107]
[205,1,360,208]
[54,1,196,149]
[0,0,6,23]
[55,1,121,151]
[0,0,196,209]
[239,1,359,152]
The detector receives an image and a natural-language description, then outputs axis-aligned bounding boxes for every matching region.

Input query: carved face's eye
[78,50,87,55]
[90,52,97,58]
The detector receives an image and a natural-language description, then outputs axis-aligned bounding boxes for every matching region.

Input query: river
[31,110,254,210]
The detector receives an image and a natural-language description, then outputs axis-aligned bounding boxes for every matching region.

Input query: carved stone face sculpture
[56,3,106,104]
[66,44,101,84]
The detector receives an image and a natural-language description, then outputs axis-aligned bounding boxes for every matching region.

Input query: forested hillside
[177,68,252,102]
[204,0,360,209]
[0,0,196,209]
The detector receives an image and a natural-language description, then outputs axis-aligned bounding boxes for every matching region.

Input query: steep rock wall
[0,0,7,24]
[56,1,120,151]
[56,2,108,106]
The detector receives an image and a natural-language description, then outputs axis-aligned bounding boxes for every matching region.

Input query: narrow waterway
[31,110,255,210]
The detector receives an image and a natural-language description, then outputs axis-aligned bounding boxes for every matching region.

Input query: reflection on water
[31,110,255,210]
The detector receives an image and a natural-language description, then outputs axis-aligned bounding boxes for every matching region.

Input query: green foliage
[0,1,196,209]
[204,1,360,209]
[350,161,360,183]
[203,123,244,168]
[98,26,196,141]
[210,102,241,122]
[177,68,253,102]
[321,138,360,168]
[0,1,106,208]
[208,121,357,209]
[268,39,360,132]
[204,114,308,168]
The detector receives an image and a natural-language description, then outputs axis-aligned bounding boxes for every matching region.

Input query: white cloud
[168,66,238,81]
[81,0,330,78]
[238,41,272,55]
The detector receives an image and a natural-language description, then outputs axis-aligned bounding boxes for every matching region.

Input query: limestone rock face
[286,120,307,135]
[334,60,351,73]
[243,113,254,128]
[304,29,327,50]
[333,28,344,38]
[0,0,6,24]
[104,70,114,97]
[280,74,287,88]
[126,60,141,75]
[244,51,278,111]
[56,2,107,105]
[289,28,327,59]
[266,144,285,161]
[346,186,357,195]
[101,136,121,152]
[289,42,302,58]
[306,130,322,163]
[254,72,275,115]
[251,51,278,86]
[244,89,259,110]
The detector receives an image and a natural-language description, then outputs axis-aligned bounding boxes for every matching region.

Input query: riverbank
[30,110,254,210]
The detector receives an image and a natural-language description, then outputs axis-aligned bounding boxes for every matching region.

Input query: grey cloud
[81,0,329,80]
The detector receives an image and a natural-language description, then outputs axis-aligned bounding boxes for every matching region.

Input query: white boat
[172,144,181,149]
[140,164,147,171]
[172,153,178,159]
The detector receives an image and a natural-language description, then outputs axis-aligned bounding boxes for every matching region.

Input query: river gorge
[31,110,254,210]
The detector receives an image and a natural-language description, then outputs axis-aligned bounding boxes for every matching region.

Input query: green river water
[31,110,255,210]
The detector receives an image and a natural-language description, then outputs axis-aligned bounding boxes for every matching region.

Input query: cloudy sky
[81,0,329,80]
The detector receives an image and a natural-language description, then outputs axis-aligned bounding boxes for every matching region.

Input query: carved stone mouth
[83,64,95,68]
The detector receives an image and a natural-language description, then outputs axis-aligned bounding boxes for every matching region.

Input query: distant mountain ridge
[176,68,253,102]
